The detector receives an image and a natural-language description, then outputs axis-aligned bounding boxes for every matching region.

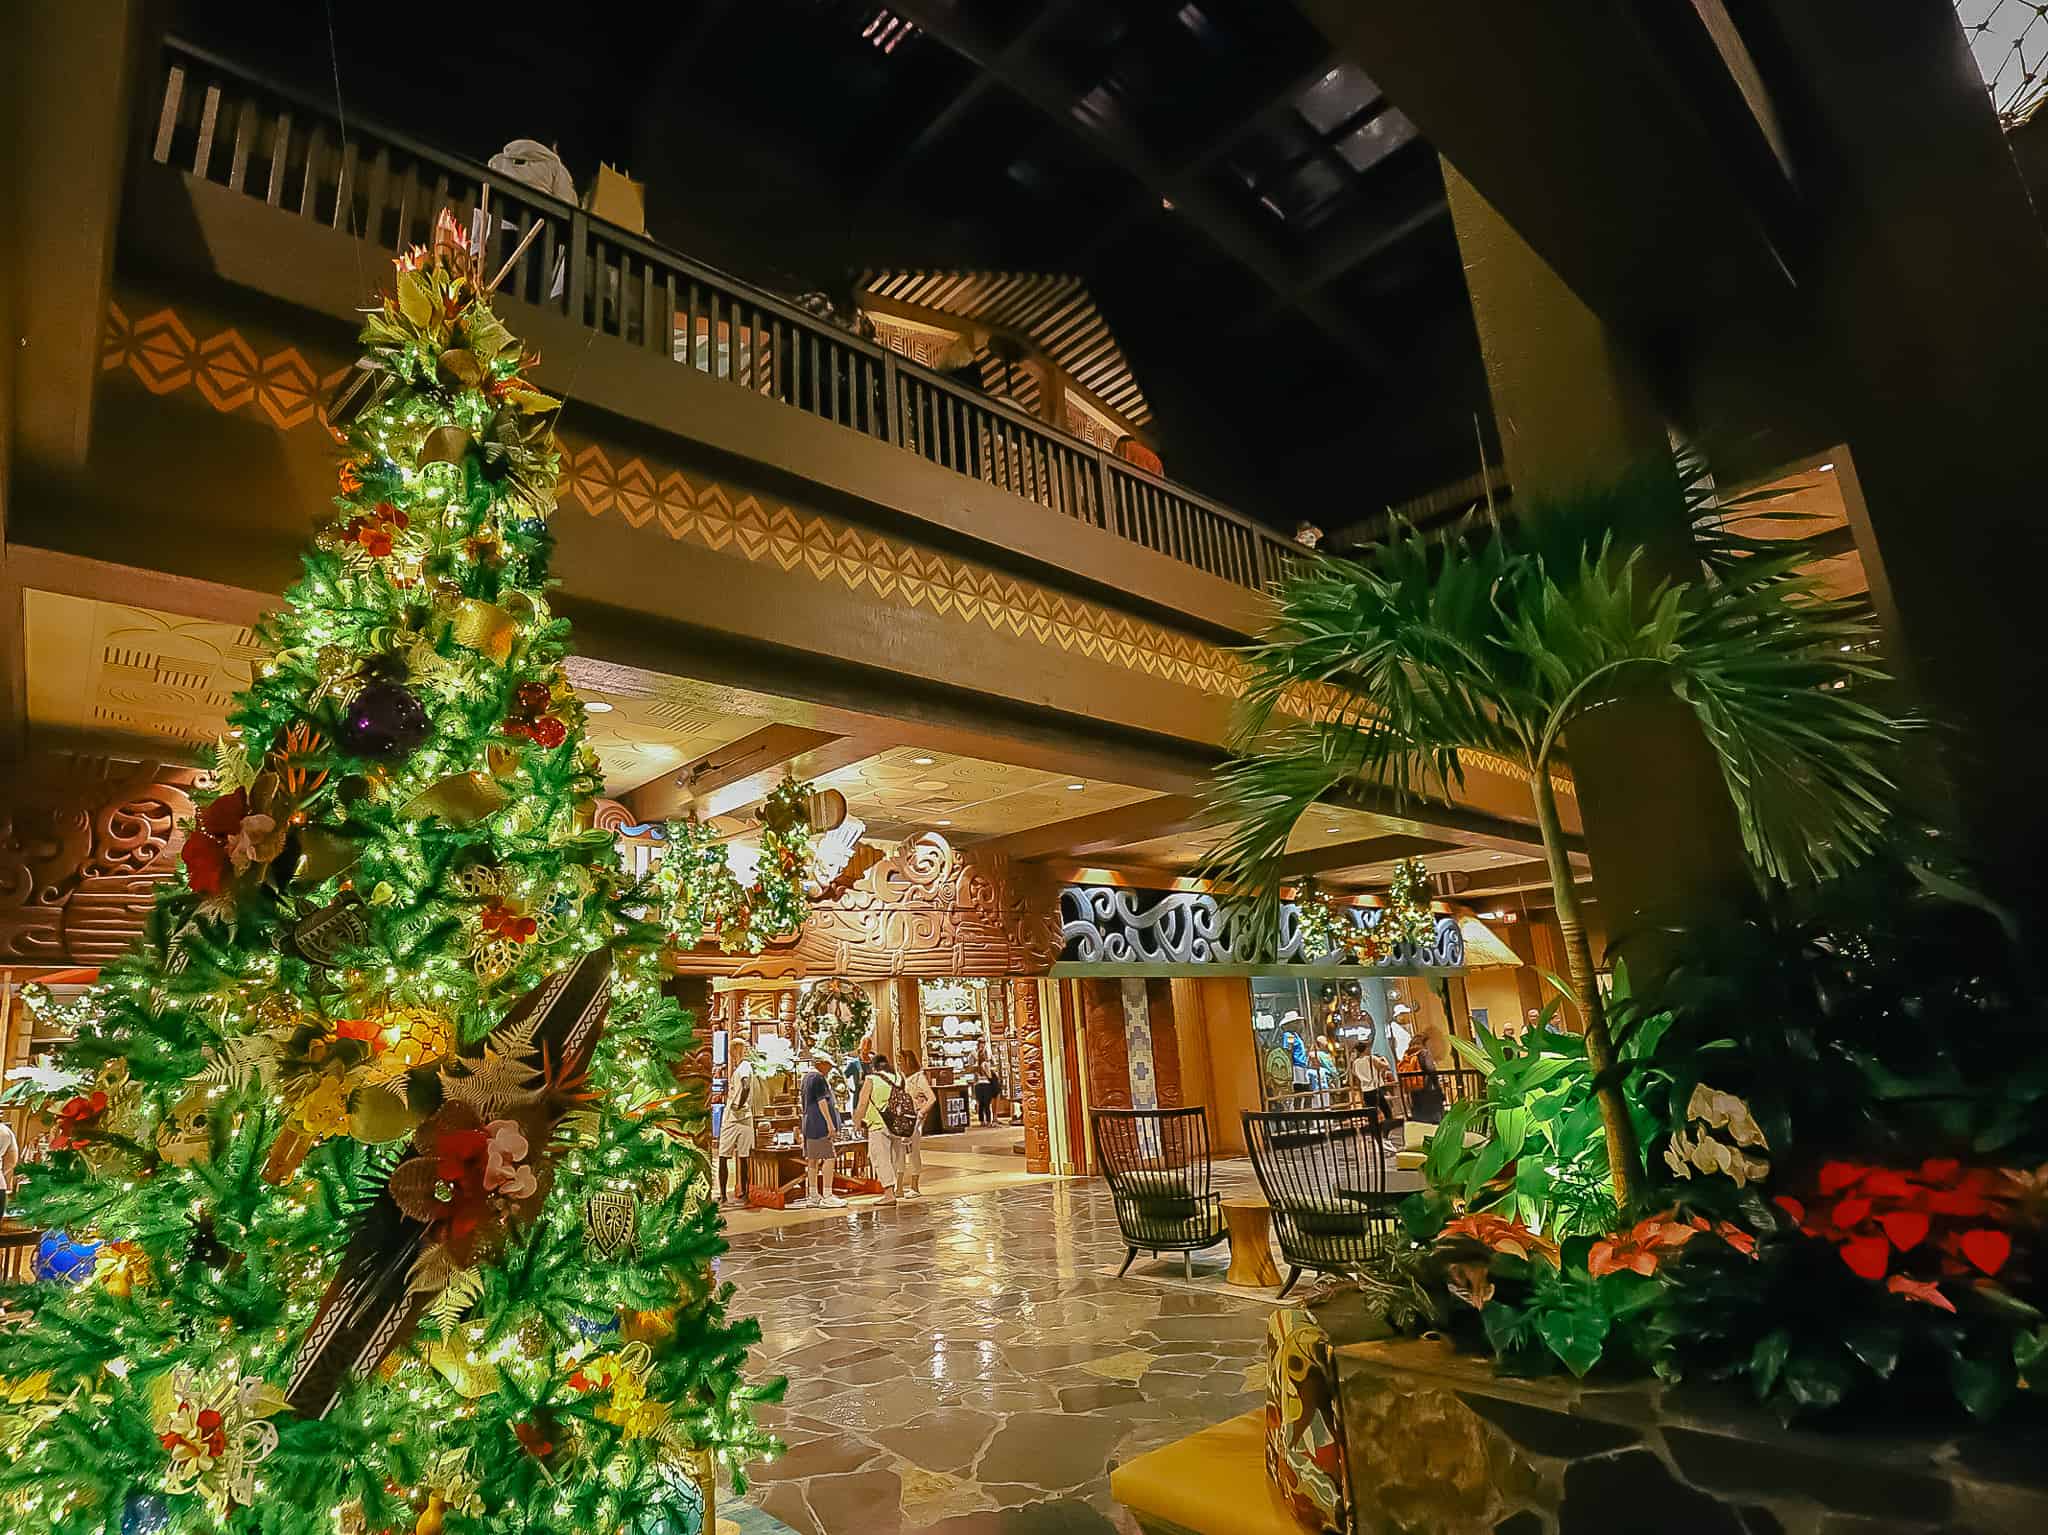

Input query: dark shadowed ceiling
[170,0,1496,529]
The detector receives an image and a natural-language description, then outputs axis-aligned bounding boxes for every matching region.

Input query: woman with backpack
[853,1052,916,1205]
[898,1049,938,1199]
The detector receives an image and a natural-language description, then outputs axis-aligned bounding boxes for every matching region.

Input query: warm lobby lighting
[1068,782,1086,790]
[912,755,934,764]
[1820,461,1835,471]
[585,700,614,713]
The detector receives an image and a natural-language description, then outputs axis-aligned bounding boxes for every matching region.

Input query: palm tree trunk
[1528,766,1641,1207]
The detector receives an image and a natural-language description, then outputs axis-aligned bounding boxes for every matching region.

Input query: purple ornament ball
[338,680,430,759]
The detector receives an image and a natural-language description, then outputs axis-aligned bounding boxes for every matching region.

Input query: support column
[1446,162,1754,963]
[1015,978,1051,1174]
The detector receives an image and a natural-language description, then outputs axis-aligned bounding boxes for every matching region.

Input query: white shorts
[717,1117,755,1159]
[868,1125,902,1187]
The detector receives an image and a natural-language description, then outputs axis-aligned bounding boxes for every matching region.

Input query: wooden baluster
[566,210,590,328]
[299,122,325,219]
[193,81,221,177]
[683,281,699,369]
[880,353,899,444]
[827,338,841,423]
[265,112,291,207]
[331,136,358,233]
[707,289,722,370]
[642,260,657,353]
[226,99,257,192]
[155,64,186,165]
[806,333,821,414]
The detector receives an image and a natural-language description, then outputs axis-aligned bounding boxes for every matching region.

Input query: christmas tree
[0,213,775,1535]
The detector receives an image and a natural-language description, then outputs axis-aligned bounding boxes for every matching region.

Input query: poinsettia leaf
[1750,1329,1791,1397]
[2015,1325,2048,1376]
[1782,1346,1854,1410]
[1535,1303,1611,1377]
[1840,1322,1902,1380]
[1949,1348,2017,1419]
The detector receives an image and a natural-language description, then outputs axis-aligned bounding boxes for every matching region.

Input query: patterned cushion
[1264,1309,1349,1533]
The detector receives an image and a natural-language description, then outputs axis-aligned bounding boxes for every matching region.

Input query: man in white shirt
[717,1038,756,1209]
[1388,1003,1415,1061]
[0,1118,18,1224]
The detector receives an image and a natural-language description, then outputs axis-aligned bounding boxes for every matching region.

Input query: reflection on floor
[723,1177,1280,1534]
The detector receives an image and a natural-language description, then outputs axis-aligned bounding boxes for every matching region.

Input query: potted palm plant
[1208,469,1905,1202]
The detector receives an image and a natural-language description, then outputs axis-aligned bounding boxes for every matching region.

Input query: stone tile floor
[722,1178,1279,1534]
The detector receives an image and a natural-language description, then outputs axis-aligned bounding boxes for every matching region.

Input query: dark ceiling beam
[1073,52,1339,266]
[1278,832,1453,878]
[887,0,1399,380]
[977,793,1214,862]
[633,0,744,152]
[620,723,841,824]
[864,0,1088,199]
[1440,859,1584,899]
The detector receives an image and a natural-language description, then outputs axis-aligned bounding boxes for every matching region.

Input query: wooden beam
[977,793,1213,862]
[619,724,840,825]
[1278,833,1452,878]
[690,732,892,822]
[1443,859,1591,899]
[888,0,1398,381]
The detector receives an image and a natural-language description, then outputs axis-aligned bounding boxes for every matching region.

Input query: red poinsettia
[1775,1157,2022,1295]
[344,501,409,557]
[49,1089,109,1150]
[179,787,252,895]
[479,897,538,942]
[1441,1212,1560,1266]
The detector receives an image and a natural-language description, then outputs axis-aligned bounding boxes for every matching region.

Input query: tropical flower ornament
[389,1101,553,1268]
[152,1366,284,1516]
[1664,1083,1771,1188]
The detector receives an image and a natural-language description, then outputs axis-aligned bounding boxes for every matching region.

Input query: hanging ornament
[402,771,511,825]
[32,1230,102,1286]
[153,1366,284,1516]
[583,1188,639,1258]
[337,680,431,759]
[288,891,371,969]
[629,1460,706,1535]
[91,1241,153,1300]
[121,1495,170,1535]
[155,1088,214,1168]
[447,598,519,664]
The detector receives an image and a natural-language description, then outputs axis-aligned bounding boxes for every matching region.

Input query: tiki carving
[0,755,204,967]
[1015,981,1050,1174]
[667,830,1061,980]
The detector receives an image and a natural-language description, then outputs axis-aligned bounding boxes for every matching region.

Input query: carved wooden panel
[1079,979,1133,1115]
[0,754,203,968]
[1145,977,1184,1110]
[667,831,1061,980]
[1015,980,1050,1174]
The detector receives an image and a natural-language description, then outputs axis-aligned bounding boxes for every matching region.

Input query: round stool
[1221,1194,1282,1288]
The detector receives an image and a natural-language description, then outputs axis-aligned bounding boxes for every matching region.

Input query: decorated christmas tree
[0,214,775,1535]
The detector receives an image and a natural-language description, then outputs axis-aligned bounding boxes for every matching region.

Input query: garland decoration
[797,980,873,1056]
[657,777,817,953]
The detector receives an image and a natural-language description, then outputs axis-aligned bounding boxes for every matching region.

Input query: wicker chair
[1093,1106,1228,1281]
[1243,1105,1401,1298]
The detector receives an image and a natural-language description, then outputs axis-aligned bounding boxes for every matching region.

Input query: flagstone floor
[720,1177,1281,1534]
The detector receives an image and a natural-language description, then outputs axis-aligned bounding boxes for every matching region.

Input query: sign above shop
[1056,886,1464,972]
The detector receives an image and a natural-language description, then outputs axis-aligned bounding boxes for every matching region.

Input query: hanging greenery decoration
[1386,857,1437,949]
[657,777,817,954]
[797,979,873,1057]
[1293,878,1343,961]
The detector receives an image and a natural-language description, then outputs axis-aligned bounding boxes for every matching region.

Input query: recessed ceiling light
[1068,782,1087,790]
[936,818,953,825]
[911,756,935,765]
[584,700,614,713]
[1819,462,1836,472]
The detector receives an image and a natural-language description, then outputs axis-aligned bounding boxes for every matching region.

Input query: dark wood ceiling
[170,0,1496,529]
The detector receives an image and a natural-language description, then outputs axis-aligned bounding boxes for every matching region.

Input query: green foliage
[0,219,774,1535]
[1421,991,1664,1239]
[1207,459,1902,954]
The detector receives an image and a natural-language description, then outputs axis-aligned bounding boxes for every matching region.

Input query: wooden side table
[1221,1195,1282,1288]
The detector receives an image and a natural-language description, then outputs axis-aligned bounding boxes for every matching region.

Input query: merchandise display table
[1221,1195,1283,1288]
[745,1134,881,1208]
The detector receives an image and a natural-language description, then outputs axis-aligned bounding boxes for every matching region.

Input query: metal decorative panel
[1058,886,1464,970]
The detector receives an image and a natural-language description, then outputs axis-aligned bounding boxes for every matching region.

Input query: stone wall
[1334,1339,2048,1534]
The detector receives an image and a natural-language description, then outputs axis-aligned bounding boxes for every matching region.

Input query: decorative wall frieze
[0,755,205,968]
[666,831,1062,981]
[1057,885,1465,971]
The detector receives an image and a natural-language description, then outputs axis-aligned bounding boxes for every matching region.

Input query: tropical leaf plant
[1208,464,1907,1202]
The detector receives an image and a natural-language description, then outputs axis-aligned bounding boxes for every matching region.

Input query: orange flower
[1587,1211,1699,1278]
[1885,1273,1955,1313]
[1441,1212,1560,1266]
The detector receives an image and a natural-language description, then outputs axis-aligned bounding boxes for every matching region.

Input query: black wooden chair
[1093,1106,1227,1281]
[1243,1105,1401,1298]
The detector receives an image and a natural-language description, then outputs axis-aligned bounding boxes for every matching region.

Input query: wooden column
[1145,978,1184,1109]
[881,978,918,1065]
[1198,978,1259,1156]
[1080,979,1134,1112]
[1015,979,1051,1174]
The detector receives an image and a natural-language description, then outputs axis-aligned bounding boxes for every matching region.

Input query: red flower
[1839,1234,1891,1280]
[1956,1228,2011,1276]
[199,788,249,839]
[1886,1274,1956,1313]
[50,1090,109,1150]
[195,1408,226,1457]
[1773,1195,1806,1226]
[335,1017,386,1051]
[1587,1211,1699,1278]
[1878,1210,1929,1251]
[181,830,231,895]
[513,1419,553,1460]
[1832,1197,1872,1230]
[357,524,394,557]
[338,462,362,494]
[1818,1161,1866,1196]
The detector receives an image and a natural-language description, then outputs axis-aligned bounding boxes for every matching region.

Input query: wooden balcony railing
[146,39,1306,595]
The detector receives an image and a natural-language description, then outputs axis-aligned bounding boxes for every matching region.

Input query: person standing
[717,1036,756,1209]
[972,1043,1001,1126]
[899,1049,938,1199]
[0,1117,18,1226]
[800,1050,847,1209]
[854,1052,908,1206]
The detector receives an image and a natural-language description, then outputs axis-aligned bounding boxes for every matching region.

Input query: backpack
[879,1074,921,1139]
